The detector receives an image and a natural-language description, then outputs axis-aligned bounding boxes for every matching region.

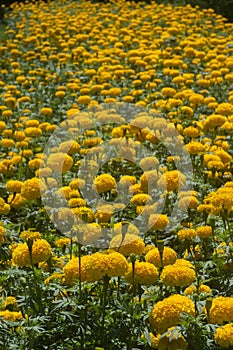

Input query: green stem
[101,274,110,346]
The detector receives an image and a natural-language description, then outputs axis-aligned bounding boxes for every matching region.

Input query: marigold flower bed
[0,0,233,349]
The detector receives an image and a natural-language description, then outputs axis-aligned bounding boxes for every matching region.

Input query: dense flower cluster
[0,0,233,348]
[149,294,195,333]
[214,323,233,348]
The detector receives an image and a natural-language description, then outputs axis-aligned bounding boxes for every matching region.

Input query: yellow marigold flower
[149,294,195,333]
[93,174,116,194]
[0,121,6,133]
[156,327,188,350]
[157,170,186,192]
[145,247,177,267]
[0,138,15,148]
[125,261,159,286]
[184,285,197,295]
[69,178,85,190]
[55,91,66,98]
[0,310,23,321]
[12,239,52,266]
[185,141,205,155]
[95,204,114,223]
[180,106,193,117]
[196,226,213,239]
[25,127,42,138]
[8,193,25,209]
[198,284,212,294]
[189,93,204,106]
[148,214,169,231]
[183,126,199,138]
[177,228,196,240]
[161,87,176,97]
[178,196,198,210]
[204,114,227,130]
[214,323,233,348]
[209,297,233,324]
[88,251,128,279]
[21,177,45,200]
[2,296,18,309]
[55,238,70,248]
[72,222,102,244]
[72,207,95,223]
[207,160,224,170]
[58,140,80,155]
[160,262,196,287]
[140,170,159,193]
[139,156,159,171]
[216,102,233,116]
[64,252,128,284]
[46,152,73,174]
[20,230,41,241]
[108,87,121,97]
[44,272,64,285]
[6,180,22,193]
[119,175,136,187]
[0,225,5,246]
[40,107,53,116]
[2,110,13,118]
[63,255,93,284]
[130,193,152,206]
[77,95,91,104]
[112,222,139,236]
[215,149,231,164]
[110,234,145,256]
[0,198,11,215]
[68,198,86,208]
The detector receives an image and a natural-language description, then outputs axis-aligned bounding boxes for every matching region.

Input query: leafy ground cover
[0,0,233,349]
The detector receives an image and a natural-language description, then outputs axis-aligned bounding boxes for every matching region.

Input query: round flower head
[148,214,169,231]
[177,228,196,240]
[72,222,102,244]
[130,193,152,206]
[58,140,80,155]
[216,102,233,116]
[93,174,117,194]
[46,152,73,174]
[145,247,177,267]
[139,156,159,171]
[149,294,195,333]
[12,239,51,266]
[0,225,5,246]
[21,177,46,200]
[6,180,22,193]
[63,255,93,284]
[125,261,159,286]
[157,170,186,192]
[183,126,199,138]
[0,198,11,215]
[185,141,205,155]
[160,262,196,287]
[214,323,233,348]
[196,226,213,239]
[109,234,145,256]
[119,175,136,188]
[209,296,233,324]
[156,327,188,350]
[178,196,198,210]
[64,251,128,284]
[40,107,53,117]
[112,222,139,236]
[0,310,23,322]
[20,230,41,241]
